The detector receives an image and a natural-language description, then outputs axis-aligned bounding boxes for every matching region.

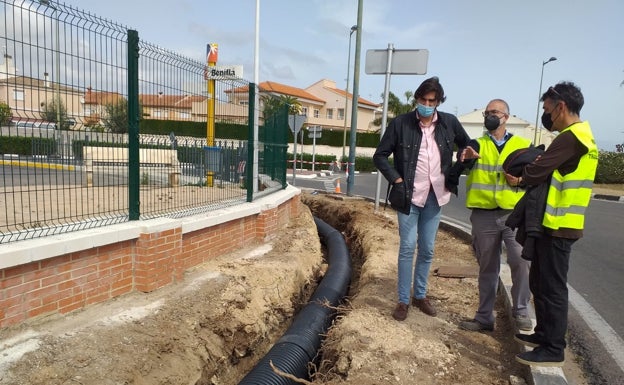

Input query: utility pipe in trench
[237,217,352,384]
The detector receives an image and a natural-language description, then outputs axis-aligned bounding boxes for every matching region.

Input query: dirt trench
[0,192,531,385]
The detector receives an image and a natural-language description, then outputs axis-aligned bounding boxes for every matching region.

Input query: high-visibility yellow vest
[543,121,598,230]
[466,135,531,209]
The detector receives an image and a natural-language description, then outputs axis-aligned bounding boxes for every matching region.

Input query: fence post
[128,29,140,220]
[246,83,255,202]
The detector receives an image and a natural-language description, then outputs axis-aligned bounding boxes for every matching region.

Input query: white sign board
[365,49,429,75]
[204,65,244,80]
[288,114,307,134]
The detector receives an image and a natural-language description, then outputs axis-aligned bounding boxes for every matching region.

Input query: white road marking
[568,285,624,372]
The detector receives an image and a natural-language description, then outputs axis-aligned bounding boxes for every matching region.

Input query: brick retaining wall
[0,187,301,328]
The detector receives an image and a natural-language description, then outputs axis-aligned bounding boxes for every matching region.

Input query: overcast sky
[52,0,624,150]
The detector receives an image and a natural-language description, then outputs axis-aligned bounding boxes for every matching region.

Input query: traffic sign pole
[365,47,429,209]
[288,114,307,186]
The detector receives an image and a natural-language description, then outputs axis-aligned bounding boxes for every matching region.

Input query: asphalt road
[291,172,624,383]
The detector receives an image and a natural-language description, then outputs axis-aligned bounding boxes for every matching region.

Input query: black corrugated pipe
[237,217,352,385]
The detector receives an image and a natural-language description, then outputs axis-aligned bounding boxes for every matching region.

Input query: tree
[260,94,282,119]
[261,94,302,119]
[0,101,12,126]
[372,91,415,127]
[40,97,70,129]
[279,95,302,115]
[103,98,129,133]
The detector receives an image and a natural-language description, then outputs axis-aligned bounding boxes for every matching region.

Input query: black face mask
[484,115,500,131]
[541,103,561,131]
[541,112,554,130]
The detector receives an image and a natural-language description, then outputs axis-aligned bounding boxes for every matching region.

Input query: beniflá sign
[204,65,244,80]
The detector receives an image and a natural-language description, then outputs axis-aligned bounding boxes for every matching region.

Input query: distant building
[225,80,380,133]
[304,79,380,132]
[3,49,380,135]
[1,54,83,127]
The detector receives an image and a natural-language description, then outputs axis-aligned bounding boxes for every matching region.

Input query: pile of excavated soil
[0,192,532,385]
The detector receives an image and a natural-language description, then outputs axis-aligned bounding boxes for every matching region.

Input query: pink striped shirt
[411,112,451,207]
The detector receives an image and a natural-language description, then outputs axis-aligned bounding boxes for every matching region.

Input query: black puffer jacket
[373,110,470,214]
[503,146,547,261]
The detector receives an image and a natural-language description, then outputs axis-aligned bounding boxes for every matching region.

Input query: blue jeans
[396,189,441,304]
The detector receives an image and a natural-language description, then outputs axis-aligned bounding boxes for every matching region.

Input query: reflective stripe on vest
[466,135,531,209]
[543,121,598,230]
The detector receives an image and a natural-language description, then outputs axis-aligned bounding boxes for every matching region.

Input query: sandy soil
[592,183,624,197]
[0,191,591,385]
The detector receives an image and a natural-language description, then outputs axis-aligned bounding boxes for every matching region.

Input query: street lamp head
[350,25,358,36]
[544,57,557,65]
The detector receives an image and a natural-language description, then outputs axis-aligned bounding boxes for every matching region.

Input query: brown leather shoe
[412,297,437,316]
[392,302,409,321]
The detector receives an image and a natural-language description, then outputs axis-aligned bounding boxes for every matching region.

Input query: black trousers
[530,234,576,354]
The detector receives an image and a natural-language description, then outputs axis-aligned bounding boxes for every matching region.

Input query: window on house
[338,108,345,120]
[314,109,320,118]
[13,89,24,101]
[239,100,248,106]
[153,110,162,118]
[326,109,333,119]
[179,112,190,119]
[302,107,308,116]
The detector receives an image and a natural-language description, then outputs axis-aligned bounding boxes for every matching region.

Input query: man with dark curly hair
[514,81,598,367]
[373,77,470,321]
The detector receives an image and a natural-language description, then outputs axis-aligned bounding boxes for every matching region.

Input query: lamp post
[341,25,357,163]
[533,56,557,144]
[40,0,61,156]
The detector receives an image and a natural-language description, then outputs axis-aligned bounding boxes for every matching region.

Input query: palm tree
[278,95,302,114]
[261,94,302,119]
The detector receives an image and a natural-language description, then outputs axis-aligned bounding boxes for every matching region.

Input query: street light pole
[533,56,557,145]
[347,0,363,196]
[341,25,357,163]
[40,0,61,156]
[54,8,61,156]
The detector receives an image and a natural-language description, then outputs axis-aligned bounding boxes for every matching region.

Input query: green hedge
[140,118,382,148]
[291,150,624,183]
[287,129,380,148]
[595,151,624,184]
[5,125,623,185]
[140,120,248,140]
[0,136,55,156]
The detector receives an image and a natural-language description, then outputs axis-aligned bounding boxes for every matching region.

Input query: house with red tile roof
[140,93,206,121]
[83,90,246,125]
[81,88,125,125]
[225,80,381,133]
[0,59,83,127]
[304,79,379,132]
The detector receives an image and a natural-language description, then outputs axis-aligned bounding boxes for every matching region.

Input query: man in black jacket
[514,81,598,367]
[373,77,470,321]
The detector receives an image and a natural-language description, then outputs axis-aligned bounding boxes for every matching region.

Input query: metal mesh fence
[0,0,288,244]
[1,0,132,243]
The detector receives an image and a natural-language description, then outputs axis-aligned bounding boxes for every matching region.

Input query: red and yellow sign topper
[206,43,218,64]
